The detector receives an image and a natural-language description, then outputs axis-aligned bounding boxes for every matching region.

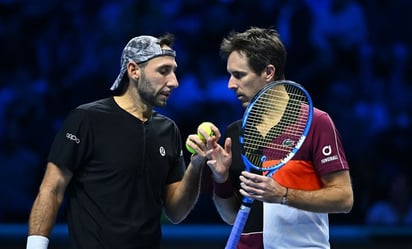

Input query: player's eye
[158,66,172,75]
[232,72,245,80]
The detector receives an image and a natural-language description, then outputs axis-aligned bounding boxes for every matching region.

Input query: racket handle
[225,205,251,249]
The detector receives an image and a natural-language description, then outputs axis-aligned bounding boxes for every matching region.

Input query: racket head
[239,80,313,174]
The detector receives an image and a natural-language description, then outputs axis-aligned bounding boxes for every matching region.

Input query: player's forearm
[211,175,239,224]
[28,191,63,237]
[165,162,204,223]
[286,184,353,213]
[213,194,239,225]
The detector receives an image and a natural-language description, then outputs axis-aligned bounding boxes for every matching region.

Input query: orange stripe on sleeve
[272,160,323,190]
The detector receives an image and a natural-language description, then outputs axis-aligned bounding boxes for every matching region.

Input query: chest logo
[159,146,166,157]
[282,138,295,147]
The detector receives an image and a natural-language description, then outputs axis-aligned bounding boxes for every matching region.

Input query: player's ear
[127,61,141,81]
[264,64,276,82]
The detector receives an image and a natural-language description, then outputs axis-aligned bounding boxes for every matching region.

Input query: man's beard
[136,75,166,107]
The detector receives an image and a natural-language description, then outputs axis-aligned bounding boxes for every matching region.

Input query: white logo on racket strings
[66,133,80,144]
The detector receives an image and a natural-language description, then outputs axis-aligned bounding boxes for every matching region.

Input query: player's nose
[227,77,238,90]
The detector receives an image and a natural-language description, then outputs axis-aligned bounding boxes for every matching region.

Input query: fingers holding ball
[185,140,196,154]
[197,122,214,142]
[186,122,215,154]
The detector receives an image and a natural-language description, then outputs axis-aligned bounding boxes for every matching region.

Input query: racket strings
[243,86,309,168]
[245,89,307,122]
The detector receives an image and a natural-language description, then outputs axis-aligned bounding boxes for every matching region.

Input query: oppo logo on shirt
[66,133,80,144]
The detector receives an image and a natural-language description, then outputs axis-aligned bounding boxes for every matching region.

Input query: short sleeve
[165,122,186,184]
[311,112,349,176]
[48,108,93,173]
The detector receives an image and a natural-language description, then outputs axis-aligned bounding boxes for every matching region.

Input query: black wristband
[280,187,288,205]
[213,178,234,199]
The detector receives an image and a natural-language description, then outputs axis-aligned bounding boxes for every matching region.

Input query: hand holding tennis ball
[186,122,215,154]
[197,122,214,142]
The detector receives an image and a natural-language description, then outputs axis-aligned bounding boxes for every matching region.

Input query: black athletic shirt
[48,97,186,249]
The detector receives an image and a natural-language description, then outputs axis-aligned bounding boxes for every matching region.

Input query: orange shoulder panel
[272,160,323,190]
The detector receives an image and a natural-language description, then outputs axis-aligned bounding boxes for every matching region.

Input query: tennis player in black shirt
[26,34,208,249]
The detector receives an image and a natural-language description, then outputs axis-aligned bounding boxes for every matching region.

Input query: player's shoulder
[313,107,327,117]
[225,119,242,136]
[63,98,115,123]
[76,97,113,112]
[312,107,333,123]
[151,111,179,129]
[227,119,242,130]
[310,107,340,134]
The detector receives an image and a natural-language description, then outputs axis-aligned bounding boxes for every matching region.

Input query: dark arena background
[1,0,412,248]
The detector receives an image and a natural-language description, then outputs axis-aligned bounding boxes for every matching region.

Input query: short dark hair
[220,27,287,80]
[158,33,175,48]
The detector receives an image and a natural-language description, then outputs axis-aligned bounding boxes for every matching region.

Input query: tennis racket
[224,80,313,249]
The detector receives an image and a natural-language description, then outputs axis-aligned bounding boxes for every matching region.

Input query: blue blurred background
[1,0,412,247]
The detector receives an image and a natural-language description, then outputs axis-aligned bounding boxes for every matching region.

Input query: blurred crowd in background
[1,0,412,227]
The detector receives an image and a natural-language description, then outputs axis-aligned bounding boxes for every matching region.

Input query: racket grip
[225,205,251,249]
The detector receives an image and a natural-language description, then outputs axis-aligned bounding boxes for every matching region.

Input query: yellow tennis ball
[197,122,214,142]
[185,141,196,154]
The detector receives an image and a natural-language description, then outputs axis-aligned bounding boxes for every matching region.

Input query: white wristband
[26,235,49,249]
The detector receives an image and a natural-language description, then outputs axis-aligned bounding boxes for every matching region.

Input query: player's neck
[113,92,152,122]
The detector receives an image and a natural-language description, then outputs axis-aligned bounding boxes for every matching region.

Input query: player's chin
[241,101,250,108]
[156,96,169,106]
[156,100,167,107]
[238,96,250,107]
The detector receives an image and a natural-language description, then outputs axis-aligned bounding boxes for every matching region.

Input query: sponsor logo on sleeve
[66,133,80,144]
[321,145,338,164]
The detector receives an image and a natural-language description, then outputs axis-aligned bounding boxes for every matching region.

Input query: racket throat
[241,197,254,207]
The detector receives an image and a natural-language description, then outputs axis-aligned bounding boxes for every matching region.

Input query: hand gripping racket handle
[224,204,251,249]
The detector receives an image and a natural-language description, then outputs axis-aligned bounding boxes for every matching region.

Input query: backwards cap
[110,35,176,91]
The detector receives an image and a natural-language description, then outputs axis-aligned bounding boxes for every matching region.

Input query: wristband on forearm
[213,177,234,198]
[26,235,49,249]
[280,187,289,205]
